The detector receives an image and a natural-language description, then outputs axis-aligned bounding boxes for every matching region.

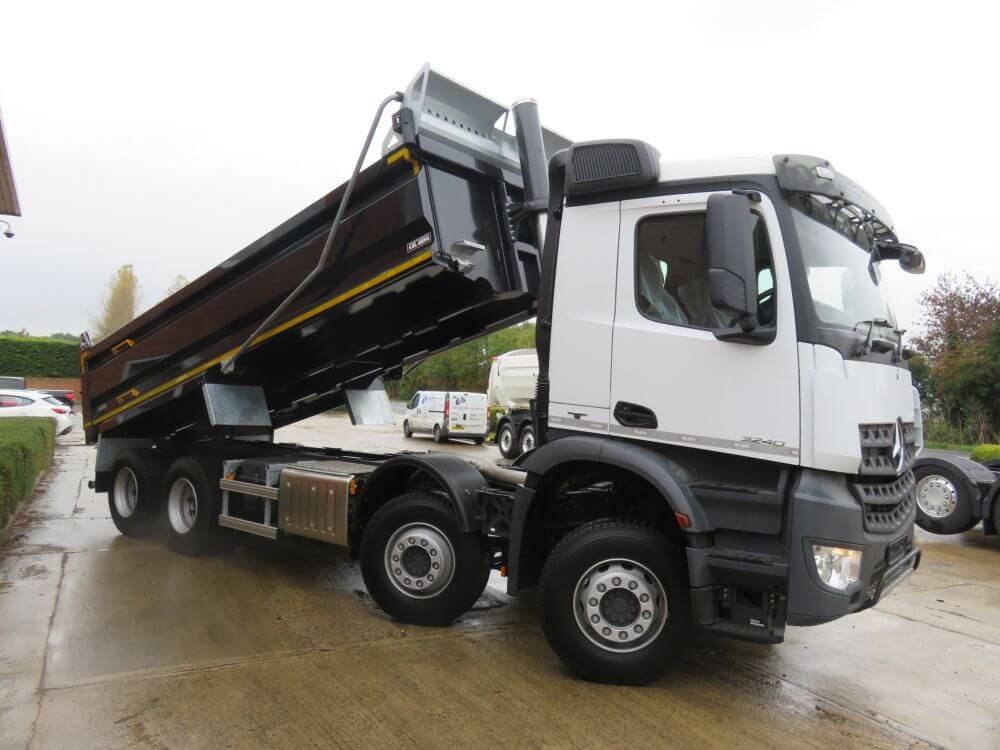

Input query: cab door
[609,191,800,463]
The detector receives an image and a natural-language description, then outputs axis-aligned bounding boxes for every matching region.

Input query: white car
[402,390,488,444]
[0,389,73,435]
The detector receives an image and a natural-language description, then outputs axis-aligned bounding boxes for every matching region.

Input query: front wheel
[360,493,490,625]
[539,519,692,684]
[913,464,978,534]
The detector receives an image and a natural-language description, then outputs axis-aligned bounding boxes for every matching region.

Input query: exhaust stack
[512,98,550,248]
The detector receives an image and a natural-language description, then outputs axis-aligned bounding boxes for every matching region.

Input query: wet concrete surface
[1,414,998,748]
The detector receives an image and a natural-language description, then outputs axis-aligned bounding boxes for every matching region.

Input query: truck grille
[859,422,916,476]
[850,470,916,533]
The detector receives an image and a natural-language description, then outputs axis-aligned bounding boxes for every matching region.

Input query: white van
[402,391,488,444]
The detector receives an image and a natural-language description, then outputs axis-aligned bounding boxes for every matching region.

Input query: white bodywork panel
[487,349,538,410]
[799,343,917,473]
[608,192,801,464]
[548,201,621,412]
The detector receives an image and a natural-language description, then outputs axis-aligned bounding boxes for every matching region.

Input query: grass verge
[970,444,1000,463]
[924,441,974,453]
[0,418,55,529]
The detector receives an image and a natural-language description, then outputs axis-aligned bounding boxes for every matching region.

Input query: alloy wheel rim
[113,467,139,518]
[572,558,668,653]
[916,474,958,519]
[521,430,535,453]
[167,477,199,534]
[384,522,455,598]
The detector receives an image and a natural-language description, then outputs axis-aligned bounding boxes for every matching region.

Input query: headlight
[812,544,863,591]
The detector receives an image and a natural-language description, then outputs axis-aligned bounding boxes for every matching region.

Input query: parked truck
[487,348,538,458]
[84,65,938,683]
[911,454,1000,535]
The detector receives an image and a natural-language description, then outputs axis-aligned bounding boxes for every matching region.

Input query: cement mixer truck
[487,348,538,459]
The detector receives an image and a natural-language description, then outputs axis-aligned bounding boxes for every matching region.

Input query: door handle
[614,401,658,429]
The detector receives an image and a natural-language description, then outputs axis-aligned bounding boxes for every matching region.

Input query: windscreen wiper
[853,318,893,357]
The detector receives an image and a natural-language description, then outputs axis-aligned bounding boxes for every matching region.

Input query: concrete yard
[1,414,999,748]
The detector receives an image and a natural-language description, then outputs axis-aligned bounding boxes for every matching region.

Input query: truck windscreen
[790,196,898,341]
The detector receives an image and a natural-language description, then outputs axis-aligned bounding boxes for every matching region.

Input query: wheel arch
[352,453,487,555]
[507,434,710,592]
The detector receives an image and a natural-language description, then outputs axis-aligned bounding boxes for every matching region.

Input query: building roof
[0,113,21,217]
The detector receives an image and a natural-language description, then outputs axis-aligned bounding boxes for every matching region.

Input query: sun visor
[773,154,893,231]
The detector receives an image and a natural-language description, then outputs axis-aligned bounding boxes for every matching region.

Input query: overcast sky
[0,1,995,337]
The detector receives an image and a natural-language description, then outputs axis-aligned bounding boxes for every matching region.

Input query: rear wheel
[403,420,412,438]
[519,424,536,455]
[108,450,161,537]
[497,422,518,459]
[433,424,445,444]
[539,519,692,684]
[360,493,490,625]
[913,464,977,534]
[162,457,223,556]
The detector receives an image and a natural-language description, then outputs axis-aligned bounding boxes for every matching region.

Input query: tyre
[432,424,445,444]
[108,449,162,537]
[162,456,223,556]
[360,492,490,626]
[403,420,412,438]
[913,464,978,534]
[497,422,518,459]
[539,519,692,684]
[519,424,536,455]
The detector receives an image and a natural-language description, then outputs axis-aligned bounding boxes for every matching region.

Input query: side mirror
[898,246,926,275]
[706,193,758,330]
[874,240,926,275]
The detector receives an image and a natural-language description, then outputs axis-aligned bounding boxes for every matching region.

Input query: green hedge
[0,418,55,528]
[971,444,1000,464]
[0,336,78,378]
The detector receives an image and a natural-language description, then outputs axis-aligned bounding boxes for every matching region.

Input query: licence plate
[452,425,464,430]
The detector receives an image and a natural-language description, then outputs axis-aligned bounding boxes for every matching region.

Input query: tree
[163,274,189,299]
[912,273,1000,442]
[936,322,1000,443]
[386,323,536,400]
[47,332,78,343]
[90,264,141,341]
[912,273,1000,365]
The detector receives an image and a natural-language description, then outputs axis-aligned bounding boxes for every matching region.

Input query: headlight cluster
[812,544,863,591]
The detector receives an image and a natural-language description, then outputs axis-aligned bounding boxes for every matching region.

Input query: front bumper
[786,469,919,626]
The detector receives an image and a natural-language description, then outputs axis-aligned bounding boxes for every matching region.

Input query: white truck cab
[523,145,924,648]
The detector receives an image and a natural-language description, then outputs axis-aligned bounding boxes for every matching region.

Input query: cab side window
[407,393,420,410]
[635,211,775,329]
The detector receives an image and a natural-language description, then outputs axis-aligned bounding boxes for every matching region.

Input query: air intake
[566,139,660,195]
[572,143,641,183]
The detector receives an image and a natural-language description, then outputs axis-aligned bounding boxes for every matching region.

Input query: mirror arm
[713,323,776,345]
